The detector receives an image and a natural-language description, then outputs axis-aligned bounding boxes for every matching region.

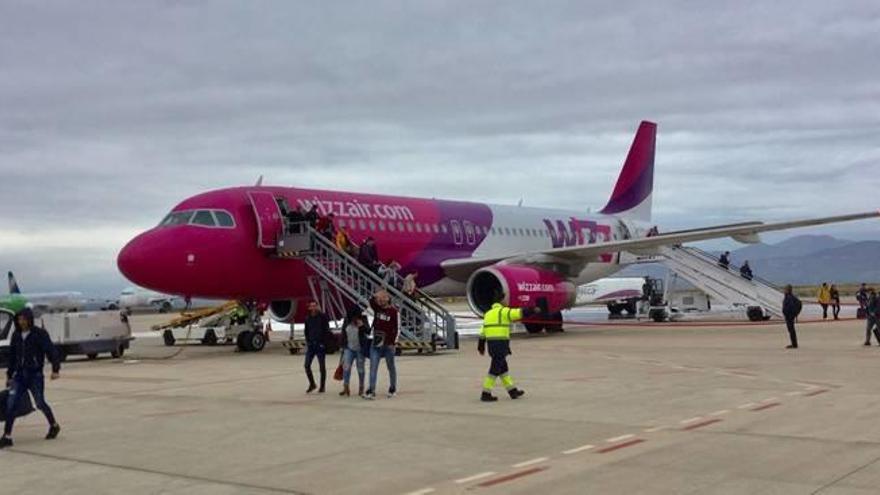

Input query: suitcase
[0,388,35,422]
[857,307,867,320]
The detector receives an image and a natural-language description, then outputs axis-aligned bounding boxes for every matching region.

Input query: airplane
[118,286,182,313]
[116,121,879,332]
[7,271,85,313]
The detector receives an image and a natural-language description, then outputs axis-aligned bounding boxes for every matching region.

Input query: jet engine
[268,299,299,323]
[466,264,576,316]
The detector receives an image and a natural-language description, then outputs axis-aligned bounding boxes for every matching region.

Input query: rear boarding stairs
[656,245,784,320]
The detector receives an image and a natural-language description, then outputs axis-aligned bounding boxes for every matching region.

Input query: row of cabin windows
[336,218,613,241]
[160,209,236,228]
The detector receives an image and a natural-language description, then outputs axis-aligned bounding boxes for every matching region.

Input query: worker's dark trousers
[304,343,326,388]
[866,318,880,344]
[784,317,798,348]
[820,304,829,319]
[4,371,56,436]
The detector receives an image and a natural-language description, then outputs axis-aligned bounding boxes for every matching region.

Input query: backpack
[793,297,803,317]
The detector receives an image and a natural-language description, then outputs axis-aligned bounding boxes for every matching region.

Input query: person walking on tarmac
[477,294,535,402]
[1,307,61,448]
[864,288,880,346]
[303,301,331,394]
[817,282,832,319]
[782,285,802,349]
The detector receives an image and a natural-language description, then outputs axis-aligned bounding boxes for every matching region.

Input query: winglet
[599,121,656,221]
[8,271,21,294]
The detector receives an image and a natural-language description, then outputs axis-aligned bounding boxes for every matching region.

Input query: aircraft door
[450,220,463,245]
[248,191,283,248]
[463,220,476,245]
[0,310,13,341]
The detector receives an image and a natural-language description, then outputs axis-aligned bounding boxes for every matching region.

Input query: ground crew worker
[477,297,535,402]
[817,282,832,319]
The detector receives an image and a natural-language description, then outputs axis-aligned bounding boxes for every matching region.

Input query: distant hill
[617,235,880,286]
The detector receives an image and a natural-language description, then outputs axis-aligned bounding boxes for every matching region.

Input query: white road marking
[737,403,757,409]
[643,426,664,433]
[455,472,496,484]
[762,397,779,403]
[563,444,595,455]
[403,489,435,495]
[680,417,703,424]
[606,434,635,443]
[709,410,730,416]
[512,457,549,468]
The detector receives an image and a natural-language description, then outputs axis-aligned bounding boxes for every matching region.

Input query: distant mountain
[617,235,879,286]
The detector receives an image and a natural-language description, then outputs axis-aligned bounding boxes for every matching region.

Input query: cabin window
[388,222,396,232]
[191,210,216,227]
[214,211,235,228]
[359,219,367,230]
[378,221,386,231]
[415,223,422,233]
[398,221,405,231]
[441,224,448,234]
[160,210,194,227]
[369,221,376,231]
[433,224,439,233]
[406,223,414,233]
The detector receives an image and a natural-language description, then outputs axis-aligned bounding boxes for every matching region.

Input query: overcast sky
[1,1,878,295]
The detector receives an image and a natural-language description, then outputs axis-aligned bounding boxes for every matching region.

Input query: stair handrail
[680,246,781,290]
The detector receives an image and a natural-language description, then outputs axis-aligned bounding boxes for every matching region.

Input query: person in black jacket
[339,307,371,397]
[739,261,753,281]
[1,307,61,448]
[782,285,802,349]
[864,288,880,346]
[303,300,331,394]
[304,205,320,228]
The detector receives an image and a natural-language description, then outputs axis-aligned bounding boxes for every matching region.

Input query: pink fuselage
[117,186,641,304]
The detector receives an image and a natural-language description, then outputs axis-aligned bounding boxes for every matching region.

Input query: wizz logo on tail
[543,218,613,262]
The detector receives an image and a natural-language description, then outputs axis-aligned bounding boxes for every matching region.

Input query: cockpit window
[192,210,216,227]
[160,210,194,226]
[0,311,13,341]
[214,211,235,227]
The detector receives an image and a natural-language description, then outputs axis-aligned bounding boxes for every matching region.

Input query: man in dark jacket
[304,205,320,228]
[303,300,331,393]
[357,237,380,273]
[864,288,880,346]
[287,206,305,234]
[740,261,753,281]
[2,307,61,448]
[782,285,802,349]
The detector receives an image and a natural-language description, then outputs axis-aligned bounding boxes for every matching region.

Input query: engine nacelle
[268,299,299,323]
[466,264,576,316]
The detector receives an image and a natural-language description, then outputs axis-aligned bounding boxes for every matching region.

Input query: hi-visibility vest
[479,303,523,340]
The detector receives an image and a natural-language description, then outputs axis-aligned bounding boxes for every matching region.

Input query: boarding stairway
[656,245,783,319]
[276,225,458,352]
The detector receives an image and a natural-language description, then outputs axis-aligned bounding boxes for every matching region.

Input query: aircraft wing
[441,210,879,280]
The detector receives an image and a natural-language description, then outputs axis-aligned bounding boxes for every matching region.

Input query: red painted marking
[803,389,829,397]
[750,402,781,411]
[476,467,547,487]
[681,418,722,431]
[596,438,645,453]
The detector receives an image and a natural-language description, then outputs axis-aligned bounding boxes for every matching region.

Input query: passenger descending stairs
[656,245,783,319]
[277,226,458,352]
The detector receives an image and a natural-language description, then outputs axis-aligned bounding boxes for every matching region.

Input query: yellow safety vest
[479,303,523,340]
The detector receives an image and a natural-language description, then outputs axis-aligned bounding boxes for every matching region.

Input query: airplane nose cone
[117,233,150,287]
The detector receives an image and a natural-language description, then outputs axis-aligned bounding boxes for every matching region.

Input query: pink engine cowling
[466,264,576,316]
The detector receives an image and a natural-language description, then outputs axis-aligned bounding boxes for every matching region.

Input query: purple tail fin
[599,121,656,221]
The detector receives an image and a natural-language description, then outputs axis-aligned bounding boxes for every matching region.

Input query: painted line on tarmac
[476,467,548,488]
[786,391,802,396]
[682,418,723,431]
[562,444,595,455]
[679,417,703,425]
[454,471,496,484]
[403,489,435,495]
[737,402,757,409]
[596,438,645,454]
[750,402,781,411]
[762,397,779,402]
[643,426,664,433]
[709,409,730,416]
[606,434,636,443]
[512,457,549,468]
[803,389,829,397]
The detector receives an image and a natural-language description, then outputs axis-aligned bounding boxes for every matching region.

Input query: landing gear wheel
[607,303,623,316]
[249,331,266,352]
[163,330,176,347]
[159,301,172,314]
[111,345,125,359]
[524,322,544,334]
[624,301,637,315]
[747,307,764,322]
[650,309,667,322]
[202,329,218,346]
[87,353,98,360]
[546,312,564,333]
[237,331,252,351]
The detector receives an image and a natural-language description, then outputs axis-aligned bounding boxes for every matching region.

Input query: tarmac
[2,314,880,494]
